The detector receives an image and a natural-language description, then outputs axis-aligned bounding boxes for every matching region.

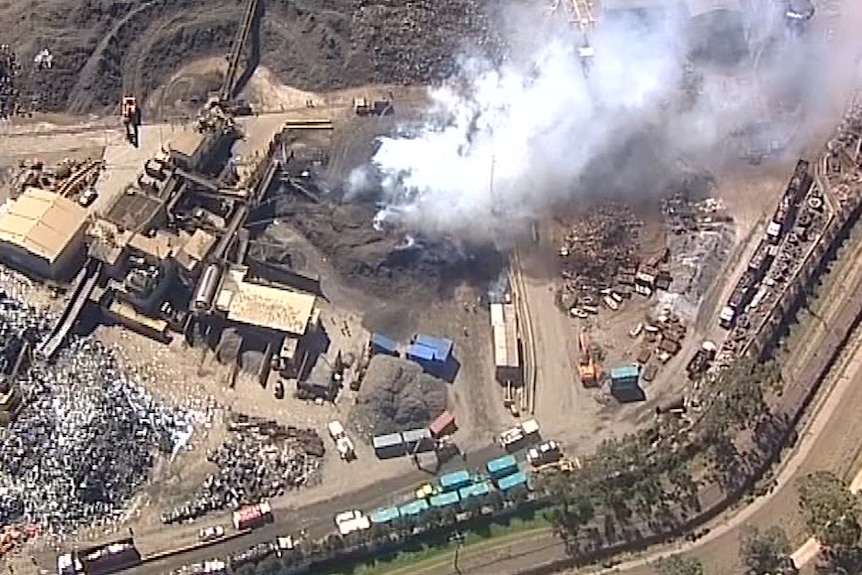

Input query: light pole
[451,531,465,574]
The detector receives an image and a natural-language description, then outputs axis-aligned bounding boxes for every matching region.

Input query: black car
[785,0,814,21]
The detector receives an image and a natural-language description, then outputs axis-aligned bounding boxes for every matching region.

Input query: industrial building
[491,302,521,385]
[0,187,89,279]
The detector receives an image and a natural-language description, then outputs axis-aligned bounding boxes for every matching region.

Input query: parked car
[78,188,98,207]
[198,525,225,542]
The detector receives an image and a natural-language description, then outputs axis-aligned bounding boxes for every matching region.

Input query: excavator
[121,95,141,147]
[578,330,599,387]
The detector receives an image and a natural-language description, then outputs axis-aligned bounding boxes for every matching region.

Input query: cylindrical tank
[193,263,222,312]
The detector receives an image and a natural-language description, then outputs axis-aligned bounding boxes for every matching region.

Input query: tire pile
[162,415,325,525]
[0,293,191,535]
[0,44,21,120]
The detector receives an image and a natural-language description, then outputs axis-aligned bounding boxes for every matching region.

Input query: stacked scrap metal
[0,293,190,535]
[557,204,642,308]
[162,414,325,525]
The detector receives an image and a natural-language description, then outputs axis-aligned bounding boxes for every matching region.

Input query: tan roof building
[216,266,318,336]
[0,187,89,279]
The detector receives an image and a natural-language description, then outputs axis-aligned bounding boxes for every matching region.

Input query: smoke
[358,1,823,243]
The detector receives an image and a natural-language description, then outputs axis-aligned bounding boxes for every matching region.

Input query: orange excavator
[578,330,599,387]
[121,95,141,146]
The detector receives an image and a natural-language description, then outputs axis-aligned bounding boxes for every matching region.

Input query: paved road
[123,444,505,574]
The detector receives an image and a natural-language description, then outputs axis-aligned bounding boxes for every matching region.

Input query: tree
[655,554,704,575]
[798,471,862,549]
[739,525,793,575]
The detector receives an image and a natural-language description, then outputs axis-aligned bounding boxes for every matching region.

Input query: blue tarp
[439,470,471,491]
[412,334,453,360]
[459,481,492,500]
[370,506,401,524]
[497,471,529,491]
[430,491,461,508]
[371,332,399,355]
[486,455,518,477]
[398,499,430,516]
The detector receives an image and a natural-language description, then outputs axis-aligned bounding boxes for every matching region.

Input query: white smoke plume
[360,1,823,243]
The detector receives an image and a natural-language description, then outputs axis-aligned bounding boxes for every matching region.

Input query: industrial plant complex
[1,0,861,574]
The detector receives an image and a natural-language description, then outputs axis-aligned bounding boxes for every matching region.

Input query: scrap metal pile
[557,203,642,308]
[0,295,191,536]
[661,194,734,318]
[162,414,325,525]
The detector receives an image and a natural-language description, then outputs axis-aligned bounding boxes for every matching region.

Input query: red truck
[232,502,273,530]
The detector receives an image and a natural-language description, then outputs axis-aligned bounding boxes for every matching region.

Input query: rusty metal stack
[557,203,642,307]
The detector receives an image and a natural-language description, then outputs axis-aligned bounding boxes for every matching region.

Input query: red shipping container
[429,411,456,438]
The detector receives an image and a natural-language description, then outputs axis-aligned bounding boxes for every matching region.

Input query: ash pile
[350,355,447,437]
[660,194,734,319]
[162,414,325,525]
[0,296,190,535]
[257,197,504,301]
[556,203,642,309]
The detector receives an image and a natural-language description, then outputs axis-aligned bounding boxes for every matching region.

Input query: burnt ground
[0,0,502,116]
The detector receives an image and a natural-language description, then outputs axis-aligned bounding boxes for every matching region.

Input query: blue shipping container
[430,491,461,508]
[439,470,471,491]
[486,455,518,478]
[459,481,492,500]
[398,499,430,516]
[497,471,529,491]
[369,506,401,524]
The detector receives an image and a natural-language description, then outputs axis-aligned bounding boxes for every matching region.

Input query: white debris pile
[0,295,191,534]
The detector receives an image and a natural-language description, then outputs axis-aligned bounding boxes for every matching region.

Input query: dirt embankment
[0,0,502,116]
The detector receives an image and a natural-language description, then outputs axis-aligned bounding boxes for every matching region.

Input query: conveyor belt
[38,260,102,360]
[220,0,260,101]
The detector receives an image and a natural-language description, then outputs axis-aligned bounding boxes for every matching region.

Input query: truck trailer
[233,501,273,530]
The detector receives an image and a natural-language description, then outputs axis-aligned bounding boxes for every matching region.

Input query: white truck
[527,440,562,466]
[334,510,370,536]
[328,420,356,460]
[499,419,540,450]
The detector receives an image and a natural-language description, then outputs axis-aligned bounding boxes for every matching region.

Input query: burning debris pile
[350,355,447,437]
[162,414,325,525]
[556,204,643,310]
[0,297,190,535]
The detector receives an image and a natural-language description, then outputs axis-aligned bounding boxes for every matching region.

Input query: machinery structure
[121,96,141,146]
[552,0,597,71]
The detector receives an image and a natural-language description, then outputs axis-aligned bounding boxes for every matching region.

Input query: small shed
[372,432,405,459]
[370,332,399,357]
[407,333,457,381]
[429,411,457,438]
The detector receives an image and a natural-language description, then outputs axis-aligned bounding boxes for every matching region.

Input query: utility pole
[451,531,465,574]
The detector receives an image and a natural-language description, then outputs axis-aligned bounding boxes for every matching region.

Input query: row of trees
[654,524,795,575]
[538,355,796,567]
